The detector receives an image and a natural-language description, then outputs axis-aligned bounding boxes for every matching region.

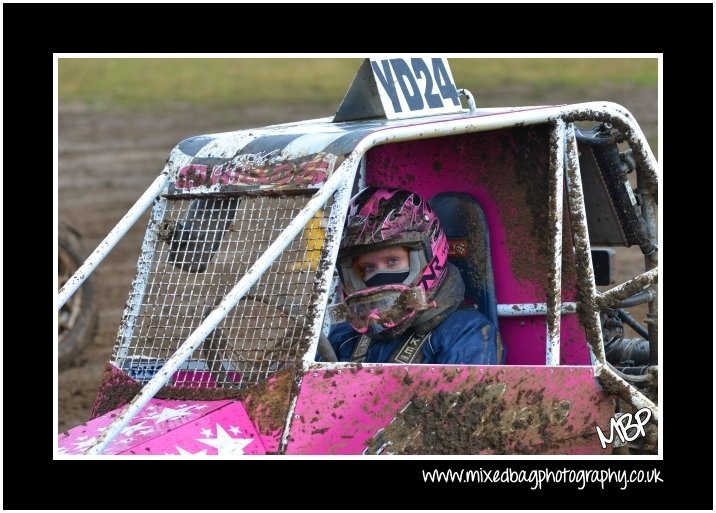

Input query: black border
[5,2,711,510]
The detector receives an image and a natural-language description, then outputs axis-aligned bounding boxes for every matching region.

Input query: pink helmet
[337,187,449,336]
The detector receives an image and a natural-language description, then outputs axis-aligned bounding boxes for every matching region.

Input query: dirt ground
[57,84,658,433]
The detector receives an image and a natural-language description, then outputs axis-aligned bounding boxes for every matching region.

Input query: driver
[327,187,500,364]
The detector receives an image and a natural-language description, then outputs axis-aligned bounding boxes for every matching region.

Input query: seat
[429,192,499,330]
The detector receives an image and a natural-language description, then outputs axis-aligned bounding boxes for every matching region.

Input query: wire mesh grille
[112,193,330,389]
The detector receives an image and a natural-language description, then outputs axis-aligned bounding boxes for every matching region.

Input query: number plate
[370,57,462,119]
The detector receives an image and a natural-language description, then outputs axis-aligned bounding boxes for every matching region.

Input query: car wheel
[58,223,98,370]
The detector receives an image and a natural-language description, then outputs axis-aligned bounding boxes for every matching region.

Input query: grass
[58,57,657,109]
[453,58,657,88]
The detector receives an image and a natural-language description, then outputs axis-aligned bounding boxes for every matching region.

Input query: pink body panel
[61,366,612,455]
[286,365,613,455]
[89,363,286,454]
[58,398,265,455]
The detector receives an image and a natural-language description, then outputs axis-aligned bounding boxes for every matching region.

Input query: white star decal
[228,425,242,435]
[175,446,209,456]
[200,428,213,437]
[194,404,208,410]
[121,421,150,436]
[73,436,98,451]
[76,435,89,441]
[141,405,195,424]
[196,424,253,456]
[139,428,155,436]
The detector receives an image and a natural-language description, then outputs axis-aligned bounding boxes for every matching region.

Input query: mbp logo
[595,408,652,449]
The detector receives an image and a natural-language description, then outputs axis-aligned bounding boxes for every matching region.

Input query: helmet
[336,187,449,337]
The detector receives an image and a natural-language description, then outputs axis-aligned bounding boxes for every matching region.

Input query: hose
[616,308,650,340]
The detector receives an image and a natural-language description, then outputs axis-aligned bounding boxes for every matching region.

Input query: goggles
[331,284,436,334]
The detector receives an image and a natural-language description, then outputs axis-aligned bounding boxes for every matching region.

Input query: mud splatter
[365,379,573,455]
[242,366,298,434]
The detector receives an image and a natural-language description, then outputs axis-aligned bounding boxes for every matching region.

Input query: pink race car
[58,58,658,456]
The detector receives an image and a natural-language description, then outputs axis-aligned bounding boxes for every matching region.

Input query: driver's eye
[361,263,375,275]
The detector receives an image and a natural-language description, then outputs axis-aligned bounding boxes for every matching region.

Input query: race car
[58,57,658,456]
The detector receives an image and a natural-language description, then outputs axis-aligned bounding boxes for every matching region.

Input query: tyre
[58,223,98,370]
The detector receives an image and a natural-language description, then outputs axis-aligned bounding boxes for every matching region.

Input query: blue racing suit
[326,308,500,365]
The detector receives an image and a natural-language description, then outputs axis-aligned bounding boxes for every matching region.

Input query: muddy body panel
[286,365,612,455]
[59,363,612,455]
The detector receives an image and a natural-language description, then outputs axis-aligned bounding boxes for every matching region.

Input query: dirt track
[57,84,657,432]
